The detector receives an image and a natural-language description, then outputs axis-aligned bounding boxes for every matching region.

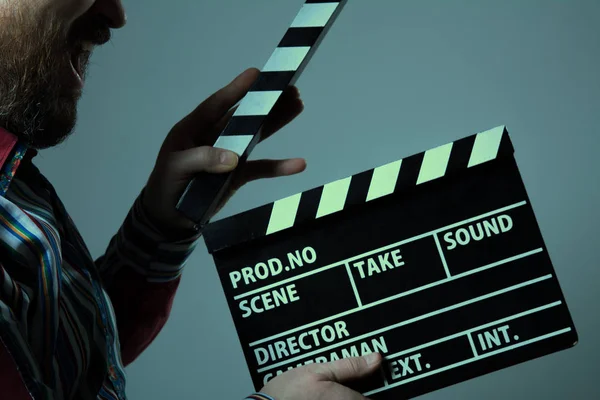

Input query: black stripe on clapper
[279,27,324,47]
[394,152,424,193]
[345,169,374,207]
[445,135,476,175]
[252,71,296,91]
[221,116,266,136]
[204,203,274,253]
[294,186,324,228]
[498,127,514,156]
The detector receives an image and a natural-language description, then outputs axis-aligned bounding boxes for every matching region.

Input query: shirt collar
[0,127,35,196]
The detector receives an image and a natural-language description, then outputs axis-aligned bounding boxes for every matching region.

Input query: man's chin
[32,127,75,150]
[25,103,78,149]
[29,133,72,150]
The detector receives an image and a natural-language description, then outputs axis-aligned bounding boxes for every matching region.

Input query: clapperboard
[202,125,578,398]
[179,1,578,398]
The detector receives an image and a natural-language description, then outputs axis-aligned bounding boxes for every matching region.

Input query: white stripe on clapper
[417,142,453,185]
[290,3,339,28]
[212,135,254,156]
[266,193,302,235]
[263,47,311,72]
[234,91,282,116]
[468,125,505,167]
[316,176,352,218]
[366,159,402,202]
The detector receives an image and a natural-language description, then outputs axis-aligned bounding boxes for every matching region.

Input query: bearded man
[0,1,382,399]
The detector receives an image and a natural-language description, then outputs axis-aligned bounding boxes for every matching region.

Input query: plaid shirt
[0,127,269,399]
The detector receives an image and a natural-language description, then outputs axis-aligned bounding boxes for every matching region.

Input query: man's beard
[0,7,109,149]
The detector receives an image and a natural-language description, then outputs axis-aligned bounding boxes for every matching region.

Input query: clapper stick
[176,0,348,227]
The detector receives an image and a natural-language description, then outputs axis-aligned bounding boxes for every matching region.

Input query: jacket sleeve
[0,259,37,399]
[244,394,275,400]
[95,188,201,366]
[0,335,34,399]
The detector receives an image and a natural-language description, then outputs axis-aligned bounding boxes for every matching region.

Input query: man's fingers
[310,353,383,383]
[178,76,302,150]
[181,68,260,131]
[232,158,307,189]
[206,85,302,146]
[172,146,239,176]
[201,105,238,146]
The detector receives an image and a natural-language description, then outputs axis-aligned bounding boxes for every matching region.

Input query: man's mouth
[65,15,110,88]
[69,43,93,85]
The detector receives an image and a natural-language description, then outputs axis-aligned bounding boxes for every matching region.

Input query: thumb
[171,146,239,176]
[312,353,383,383]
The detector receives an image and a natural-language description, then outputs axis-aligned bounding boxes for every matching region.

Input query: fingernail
[220,151,238,166]
[365,352,380,367]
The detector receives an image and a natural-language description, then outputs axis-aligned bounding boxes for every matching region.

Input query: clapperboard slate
[202,125,578,398]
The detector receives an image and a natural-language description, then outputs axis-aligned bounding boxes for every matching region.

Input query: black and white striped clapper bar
[202,126,578,399]
[176,0,348,227]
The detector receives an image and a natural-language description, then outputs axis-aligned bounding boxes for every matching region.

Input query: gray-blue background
[34,0,598,398]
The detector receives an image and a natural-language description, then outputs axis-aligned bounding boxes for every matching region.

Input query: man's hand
[142,68,306,233]
[259,353,383,400]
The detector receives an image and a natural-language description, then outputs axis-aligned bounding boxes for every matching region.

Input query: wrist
[139,187,199,239]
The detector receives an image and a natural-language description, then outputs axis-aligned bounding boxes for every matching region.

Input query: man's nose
[93,0,127,29]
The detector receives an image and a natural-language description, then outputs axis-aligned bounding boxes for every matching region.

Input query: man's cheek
[43,0,95,24]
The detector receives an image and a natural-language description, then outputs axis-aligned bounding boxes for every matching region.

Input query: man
[0,0,383,399]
